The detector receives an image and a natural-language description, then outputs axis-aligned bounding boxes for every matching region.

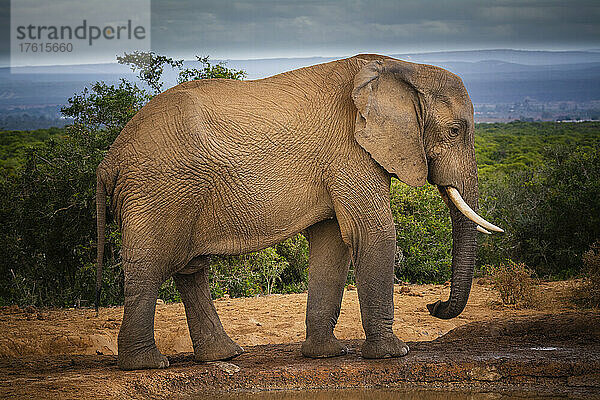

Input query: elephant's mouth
[437,186,503,234]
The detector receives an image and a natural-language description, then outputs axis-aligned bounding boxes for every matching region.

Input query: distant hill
[2,49,600,126]
[421,60,600,103]
[390,49,600,65]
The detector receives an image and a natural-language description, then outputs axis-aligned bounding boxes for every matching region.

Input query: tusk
[446,187,504,233]
[477,226,491,234]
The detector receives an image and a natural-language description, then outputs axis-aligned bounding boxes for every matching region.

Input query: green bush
[0,80,138,306]
[479,144,600,278]
[0,127,65,175]
[205,234,308,299]
[390,181,452,283]
[272,235,309,293]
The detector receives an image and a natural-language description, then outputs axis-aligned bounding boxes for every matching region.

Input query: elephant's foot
[118,345,169,370]
[194,333,244,362]
[301,335,348,358]
[361,334,409,359]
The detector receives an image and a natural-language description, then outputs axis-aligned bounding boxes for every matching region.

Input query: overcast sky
[1,0,599,64]
[150,0,600,59]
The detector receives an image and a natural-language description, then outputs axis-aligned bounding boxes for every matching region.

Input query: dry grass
[485,261,539,308]
[571,240,600,308]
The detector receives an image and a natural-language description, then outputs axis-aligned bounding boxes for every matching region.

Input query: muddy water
[214,389,566,399]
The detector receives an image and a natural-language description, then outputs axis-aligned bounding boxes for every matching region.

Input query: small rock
[468,366,502,381]
[476,277,492,286]
[249,318,262,326]
[3,305,20,314]
[212,361,241,375]
[397,286,411,294]
[103,321,119,330]
[156,299,165,305]
[347,284,356,291]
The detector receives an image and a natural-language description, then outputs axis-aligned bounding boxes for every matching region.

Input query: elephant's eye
[449,126,460,137]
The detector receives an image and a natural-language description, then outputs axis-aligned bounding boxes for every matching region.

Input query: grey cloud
[2,0,598,64]
[149,0,600,58]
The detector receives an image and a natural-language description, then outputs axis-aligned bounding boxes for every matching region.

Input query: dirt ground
[0,280,577,358]
[1,280,599,399]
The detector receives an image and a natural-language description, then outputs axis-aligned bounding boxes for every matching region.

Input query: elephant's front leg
[173,256,243,362]
[333,192,410,359]
[302,218,351,358]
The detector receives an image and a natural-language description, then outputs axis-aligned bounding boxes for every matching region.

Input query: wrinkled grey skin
[96,54,479,370]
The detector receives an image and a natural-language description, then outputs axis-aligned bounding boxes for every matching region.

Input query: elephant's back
[109,78,286,155]
[101,78,310,203]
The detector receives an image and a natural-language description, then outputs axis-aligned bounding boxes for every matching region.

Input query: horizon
[4,47,600,69]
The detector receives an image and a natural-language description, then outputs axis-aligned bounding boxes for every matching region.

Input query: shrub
[479,144,600,278]
[572,240,600,308]
[390,180,452,283]
[207,234,308,299]
[485,260,538,308]
[273,234,309,293]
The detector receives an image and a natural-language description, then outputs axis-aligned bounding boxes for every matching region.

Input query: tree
[479,144,600,277]
[177,56,247,82]
[0,53,247,306]
[117,52,246,94]
[117,51,183,94]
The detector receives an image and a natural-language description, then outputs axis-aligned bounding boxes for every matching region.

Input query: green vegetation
[0,127,65,175]
[476,121,600,180]
[0,52,599,307]
[390,183,451,283]
[476,122,600,277]
[479,144,600,278]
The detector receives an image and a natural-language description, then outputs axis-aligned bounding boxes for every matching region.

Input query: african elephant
[95,54,502,370]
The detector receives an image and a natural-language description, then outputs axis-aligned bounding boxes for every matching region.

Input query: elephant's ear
[352,59,428,187]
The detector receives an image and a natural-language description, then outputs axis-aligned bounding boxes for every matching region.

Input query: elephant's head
[352,58,502,319]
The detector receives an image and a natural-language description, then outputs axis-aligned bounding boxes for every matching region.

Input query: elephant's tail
[95,173,106,313]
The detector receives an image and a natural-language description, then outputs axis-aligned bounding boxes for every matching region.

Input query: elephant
[95,53,502,370]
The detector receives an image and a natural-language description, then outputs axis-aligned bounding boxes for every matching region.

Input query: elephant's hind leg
[301,218,351,358]
[174,256,243,362]
[118,251,169,370]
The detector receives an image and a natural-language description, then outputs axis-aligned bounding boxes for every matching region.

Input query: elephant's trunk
[427,183,478,319]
